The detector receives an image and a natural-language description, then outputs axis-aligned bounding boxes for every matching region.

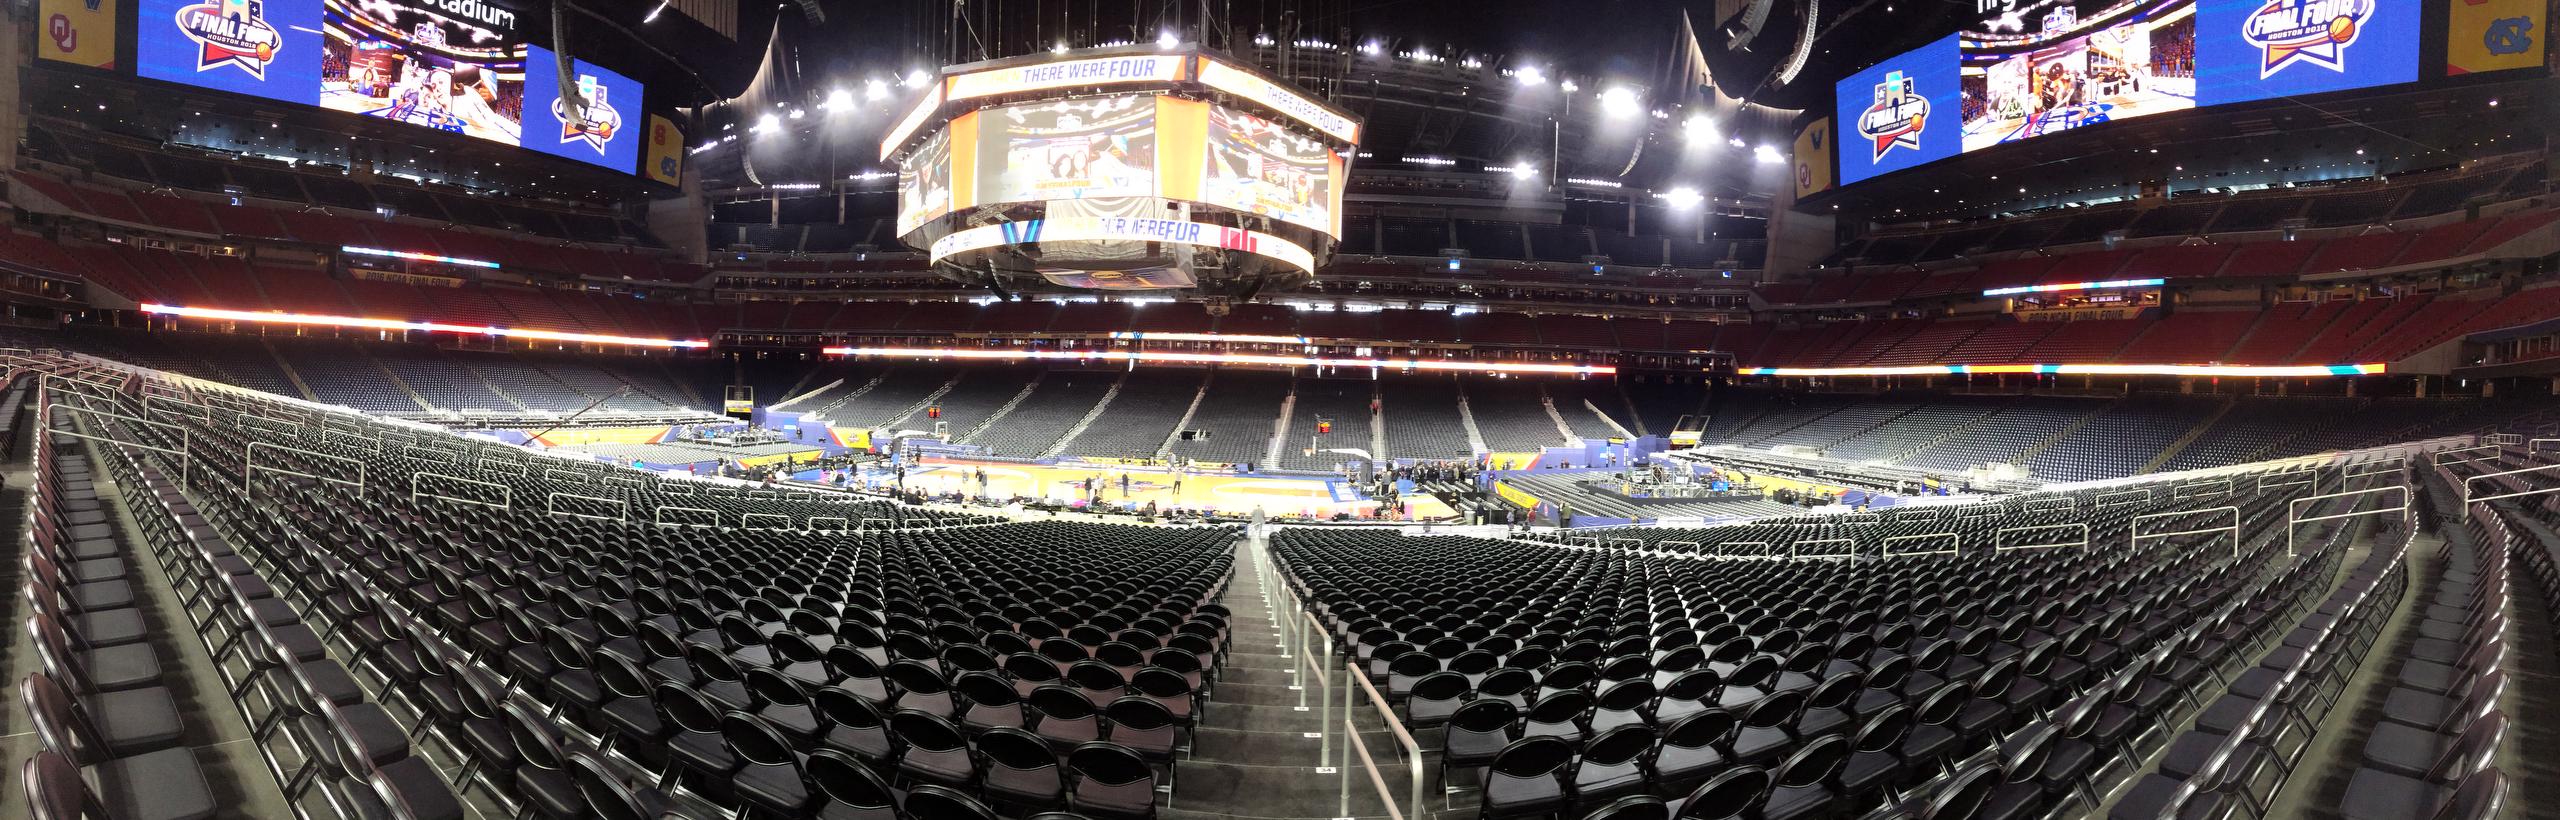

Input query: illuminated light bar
[341,246,501,270]
[1195,57,1362,143]
[946,54,1189,103]
[878,83,945,160]
[1109,331,1311,345]
[1738,362,2387,378]
[139,304,711,349]
[931,217,1317,274]
[1981,278,2166,297]
[823,346,1614,375]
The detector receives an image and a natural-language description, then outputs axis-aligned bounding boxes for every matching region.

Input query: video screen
[897,128,953,236]
[1961,6,2197,151]
[138,0,325,104]
[1839,0,2418,186]
[1834,34,1964,186]
[975,95,1159,206]
[2194,0,2419,104]
[520,45,642,173]
[135,0,647,175]
[321,0,526,145]
[1200,105,1337,237]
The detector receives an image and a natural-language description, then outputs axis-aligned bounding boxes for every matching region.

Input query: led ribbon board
[139,303,709,348]
[1109,331,1310,345]
[1194,57,1361,144]
[879,84,946,161]
[945,54,1189,102]
[1982,278,2166,297]
[929,217,1318,275]
[821,345,1615,375]
[1739,363,2386,377]
[342,245,502,269]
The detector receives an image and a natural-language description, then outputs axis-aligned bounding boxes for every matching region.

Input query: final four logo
[1856,70,1929,162]
[552,75,624,155]
[174,0,283,79]
[2239,0,2376,77]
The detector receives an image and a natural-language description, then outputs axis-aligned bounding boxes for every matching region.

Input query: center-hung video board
[1836,0,2421,185]
[890,54,1355,241]
[135,0,643,174]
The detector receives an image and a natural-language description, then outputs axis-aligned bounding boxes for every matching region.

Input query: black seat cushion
[88,746,219,820]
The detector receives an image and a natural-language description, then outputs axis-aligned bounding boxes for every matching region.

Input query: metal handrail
[1345,659,1424,820]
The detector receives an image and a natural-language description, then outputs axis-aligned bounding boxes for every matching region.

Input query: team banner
[2449,0,2547,75]
[1791,116,1834,199]
[37,0,119,69]
[644,113,685,186]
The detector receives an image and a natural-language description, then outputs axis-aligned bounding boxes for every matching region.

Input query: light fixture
[644,1,668,23]
[1753,145,1784,164]
[865,79,890,100]
[1599,87,1640,118]
[1157,31,1179,49]
[825,88,852,110]
[1052,42,1068,54]
[1516,66,1547,86]
[1682,113,1715,142]
[754,113,780,133]
[1359,41,1382,55]
[1657,187,1704,209]
[904,69,931,87]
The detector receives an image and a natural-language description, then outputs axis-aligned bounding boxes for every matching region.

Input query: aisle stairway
[1165,535,1398,820]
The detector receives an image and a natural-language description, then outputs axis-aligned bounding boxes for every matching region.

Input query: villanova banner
[2448,0,2547,75]
[36,0,119,70]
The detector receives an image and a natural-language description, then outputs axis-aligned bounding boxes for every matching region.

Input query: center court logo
[175,0,283,79]
[1856,70,1929,161]
[2239,0,2376,77]
[552,75,624,155]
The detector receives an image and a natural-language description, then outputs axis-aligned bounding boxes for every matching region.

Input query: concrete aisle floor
[1170,532,1401,820]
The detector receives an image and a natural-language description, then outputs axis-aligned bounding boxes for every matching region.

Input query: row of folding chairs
[18,397,228,820]
[99,383,1208,819]
[74,390,474,820]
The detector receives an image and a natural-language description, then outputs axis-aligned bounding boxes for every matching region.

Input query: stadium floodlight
[644,1,668,23]
[825,88,853,110]
[1658,187,1705,209]
[866,79,890,101]
[754,113,780,133]
[1683,113,1715,142]
[903,69,931,87]
[1599,87,1640,118]
[1502,163,1537,180]
[1157,31,1179,49]
[1754,145,1784,164]
[1559,79,1579,93]
[1515,66,1547,86]
[1359,41,1382,55]
[1052,42,1069,54]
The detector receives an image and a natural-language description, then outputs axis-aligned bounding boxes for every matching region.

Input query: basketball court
[879,459,1459,520]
